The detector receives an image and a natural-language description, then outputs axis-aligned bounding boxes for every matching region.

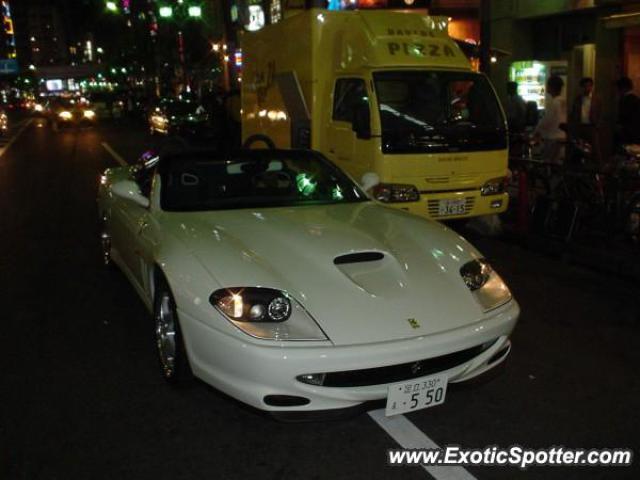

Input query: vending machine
[510,60,568,112]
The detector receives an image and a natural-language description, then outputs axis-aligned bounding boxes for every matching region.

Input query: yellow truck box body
[241,9,509,220]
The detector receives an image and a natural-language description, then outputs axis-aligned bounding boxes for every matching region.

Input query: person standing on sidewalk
[504,81,527,134]
[534,75,567,164]
[569,77,602,164]
[616,77,640,146]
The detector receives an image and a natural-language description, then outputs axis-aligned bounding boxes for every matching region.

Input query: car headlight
[210,287,328,341]
[373,183,420,203]
[481,177,507,196]
[59,111,73,120]
[460,259,512,312]
[83,109,96,119]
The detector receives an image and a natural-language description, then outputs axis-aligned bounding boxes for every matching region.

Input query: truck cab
[241,9,509,220]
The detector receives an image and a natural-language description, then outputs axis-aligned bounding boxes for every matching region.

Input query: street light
[188,6,202,18]
[105,1,118,12]
[159,6,173,18]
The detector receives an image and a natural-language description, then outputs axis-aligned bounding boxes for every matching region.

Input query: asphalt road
[1,116,639,480]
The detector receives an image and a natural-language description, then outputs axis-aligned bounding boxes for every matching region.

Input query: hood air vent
[334,252,384,265]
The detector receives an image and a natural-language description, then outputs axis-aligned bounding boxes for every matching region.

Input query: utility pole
[479,0,491,75]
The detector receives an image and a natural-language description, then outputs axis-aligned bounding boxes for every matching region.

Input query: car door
[126,166,159,295]
[326,78,372,180]
[110,167,154,293]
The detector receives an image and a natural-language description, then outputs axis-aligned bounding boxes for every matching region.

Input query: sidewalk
[462,220,640,282]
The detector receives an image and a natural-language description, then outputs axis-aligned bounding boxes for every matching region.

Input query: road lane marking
[369,409,477,480]
[101,141,128,167]
[0,118,33,157]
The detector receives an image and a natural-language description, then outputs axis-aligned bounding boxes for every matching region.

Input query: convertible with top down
[97,149,519,416]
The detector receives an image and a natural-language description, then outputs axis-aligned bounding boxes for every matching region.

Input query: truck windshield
[374,71,506,154]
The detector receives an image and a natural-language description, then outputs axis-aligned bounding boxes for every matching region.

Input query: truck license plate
[438,199,466,216]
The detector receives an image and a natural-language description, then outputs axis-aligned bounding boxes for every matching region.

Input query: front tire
[153,278,193,384]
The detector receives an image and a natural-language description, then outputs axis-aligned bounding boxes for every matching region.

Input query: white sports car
[98,149,519,416]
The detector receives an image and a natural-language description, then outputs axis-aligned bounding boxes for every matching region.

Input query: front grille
[427,196,475,218]
[299,340,496,388]
[425,174,478,186]
[425,176,450,184]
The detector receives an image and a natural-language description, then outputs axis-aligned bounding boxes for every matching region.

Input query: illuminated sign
[46,79,64,91]
[246,5,265,31]
[270,0,282,24]
[1,1,17,60]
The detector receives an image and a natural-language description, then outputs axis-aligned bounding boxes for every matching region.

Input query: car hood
[167,202,488,346]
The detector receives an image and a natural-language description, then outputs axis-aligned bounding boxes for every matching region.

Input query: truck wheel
[243,134,275,150]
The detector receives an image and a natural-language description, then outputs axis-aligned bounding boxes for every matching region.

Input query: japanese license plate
[438,199,466,216]
[385,373,448,416]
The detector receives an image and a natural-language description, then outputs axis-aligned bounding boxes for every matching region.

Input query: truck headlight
[481,177,506,196]
[59,111,73,120]
[373,183,420,203]
[460,259,512,312]
[83,109,96,119]
[210,287,328,341]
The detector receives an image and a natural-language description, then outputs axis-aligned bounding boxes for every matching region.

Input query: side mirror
[111,180,150,209]
[360,172,380,192]
[351,103,371,140]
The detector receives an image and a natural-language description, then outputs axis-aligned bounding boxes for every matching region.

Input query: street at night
[3,0,640,479]
[1,116,638,479]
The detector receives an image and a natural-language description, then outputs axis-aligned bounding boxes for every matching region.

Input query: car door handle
[329,148,335,154]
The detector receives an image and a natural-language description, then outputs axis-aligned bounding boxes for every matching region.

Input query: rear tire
[153,277,193,384]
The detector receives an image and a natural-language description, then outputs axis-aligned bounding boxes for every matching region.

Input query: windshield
[164,101,200,116]
[374,71,506,154]
[160,151,367,211]
[52,97,83,109]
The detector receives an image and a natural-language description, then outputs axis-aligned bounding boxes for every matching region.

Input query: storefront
[603,8,640,92]
[487,0,639,156]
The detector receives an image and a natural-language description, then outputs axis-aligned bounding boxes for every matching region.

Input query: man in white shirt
[534,75,566,164]
[569,77,602,163]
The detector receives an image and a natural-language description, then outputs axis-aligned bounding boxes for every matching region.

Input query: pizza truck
[241,9,509,220]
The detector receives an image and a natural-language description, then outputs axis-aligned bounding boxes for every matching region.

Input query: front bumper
[180,299,519,412]
[387,191,509,221]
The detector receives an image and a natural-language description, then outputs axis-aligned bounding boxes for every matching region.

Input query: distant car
[97,149,519,416]
[148,98,209,137]
[0,109,7,135]
[47,96,97,129]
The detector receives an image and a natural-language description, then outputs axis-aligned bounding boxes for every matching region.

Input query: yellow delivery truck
[241,9,509,220]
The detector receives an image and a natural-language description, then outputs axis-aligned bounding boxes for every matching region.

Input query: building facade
[488,0,640,156]
[12,0,68,68]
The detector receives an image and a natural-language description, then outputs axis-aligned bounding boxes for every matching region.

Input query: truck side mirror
[352,103,371,140]
[360,172,380,192]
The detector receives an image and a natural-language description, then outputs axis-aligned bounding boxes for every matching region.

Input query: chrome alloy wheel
[156,292,177,379]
